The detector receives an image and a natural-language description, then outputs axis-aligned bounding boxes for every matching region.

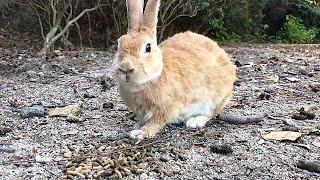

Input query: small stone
[309,83,320,93]
[26,70,38,78]
[259,92,271,100]
[0,127,12,136]
[140,173,148,180]
[15,149,32,159]
[292,114,308,120]
[283,119,296,126]
[0,83,8,90]
[63,68,73,74]
[307,72,315,77]
[103,102,114,109]
[100,76,115,90]
[234,61,242,67]
[299,69,308,75]
[285,77,300,83]
[160,156,169,162]
[20,105,45,118]
[83,93,96,98]
[263,176,271,180]
[210,144,233,155]
[178,154,188,161]
[0,147,16,153]
[35,155,53,163]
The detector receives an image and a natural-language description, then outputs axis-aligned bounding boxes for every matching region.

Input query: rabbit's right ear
[127,0,144,31]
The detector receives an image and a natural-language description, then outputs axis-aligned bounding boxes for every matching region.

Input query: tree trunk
[38,2,106,56]
[38,24,60,56]
[38,0,73,56]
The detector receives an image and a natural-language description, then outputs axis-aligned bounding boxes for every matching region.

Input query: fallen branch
[297,160,320,173]
[217,114,266,124]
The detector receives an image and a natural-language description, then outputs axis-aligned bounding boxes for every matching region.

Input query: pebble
[0,127,12,136]
[299,69,308,75]
[283,119,296,126]
[0,83,8,90]
[20,105,45,118]
[15,149,32,159]
[259,92,271,100]
[0,147,16,153]
[210,144,233,155]
[35,155,53,163]
[160,156,169,162]
[83,93,96,98]
[263,176,271,180]
[285,77,300,83]
[26,70,38,78]
[103,102,114,109]
[100,76,115,90]
[140,173,149,180]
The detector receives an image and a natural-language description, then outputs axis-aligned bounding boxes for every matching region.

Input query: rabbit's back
[160,31,236,93]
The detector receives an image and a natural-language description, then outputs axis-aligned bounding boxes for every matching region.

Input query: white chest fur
[169,100,216,124]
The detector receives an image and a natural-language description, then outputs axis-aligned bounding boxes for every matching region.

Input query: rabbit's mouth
[119,72,132,82]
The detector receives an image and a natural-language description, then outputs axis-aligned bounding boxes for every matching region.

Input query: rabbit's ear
[142,0,160,42]
[127,0,144,31]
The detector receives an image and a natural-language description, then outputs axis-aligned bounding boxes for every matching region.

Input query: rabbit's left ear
[142,0,160,43]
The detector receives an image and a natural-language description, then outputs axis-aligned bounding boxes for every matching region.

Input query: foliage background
[0,0,319,52]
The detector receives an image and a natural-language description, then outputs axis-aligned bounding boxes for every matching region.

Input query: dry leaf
[9,154,23,161]
[262,131,302,141]
[66,114,83,123]
[267,74,279,83]
[47,104,81,117]
[8,99,23,108]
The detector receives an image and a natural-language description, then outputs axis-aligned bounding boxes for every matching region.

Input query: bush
[276,14,318,43]
[195,0,266,43]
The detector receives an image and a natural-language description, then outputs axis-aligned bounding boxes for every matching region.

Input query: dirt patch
[0,44,319,179]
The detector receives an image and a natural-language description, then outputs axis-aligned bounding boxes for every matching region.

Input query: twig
[217,114,266,124]
[297,160,320,173]
[44,167,58,177]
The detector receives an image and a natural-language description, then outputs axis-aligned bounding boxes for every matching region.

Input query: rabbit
[113,0,237,139]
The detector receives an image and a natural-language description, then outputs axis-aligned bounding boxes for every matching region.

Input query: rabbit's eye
[145,43,151,53]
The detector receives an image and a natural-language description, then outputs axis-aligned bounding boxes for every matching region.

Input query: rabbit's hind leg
[185,116,211,128]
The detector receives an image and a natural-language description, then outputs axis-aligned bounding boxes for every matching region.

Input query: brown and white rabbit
[113,0,237,139]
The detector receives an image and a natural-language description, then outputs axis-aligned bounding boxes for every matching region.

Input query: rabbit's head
[114,0,163,85]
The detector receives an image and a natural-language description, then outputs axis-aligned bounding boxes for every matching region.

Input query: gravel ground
[0,44,319,180]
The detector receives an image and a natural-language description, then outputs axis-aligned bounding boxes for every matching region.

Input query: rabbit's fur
[113,0,237,139]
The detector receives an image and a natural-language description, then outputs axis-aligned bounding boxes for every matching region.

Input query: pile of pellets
[59,137,189,179]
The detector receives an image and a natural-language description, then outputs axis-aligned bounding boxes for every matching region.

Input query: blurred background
[0,0,319,55]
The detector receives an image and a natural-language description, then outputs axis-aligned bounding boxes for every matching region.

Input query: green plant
[194,0,267,43]
[277,14,318,43]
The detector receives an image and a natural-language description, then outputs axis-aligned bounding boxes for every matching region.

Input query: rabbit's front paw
[185,116,210,128]
[129,130,147,139]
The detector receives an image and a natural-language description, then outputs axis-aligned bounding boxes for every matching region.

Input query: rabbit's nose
[119,68,134,82]
[119,68,134,75]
